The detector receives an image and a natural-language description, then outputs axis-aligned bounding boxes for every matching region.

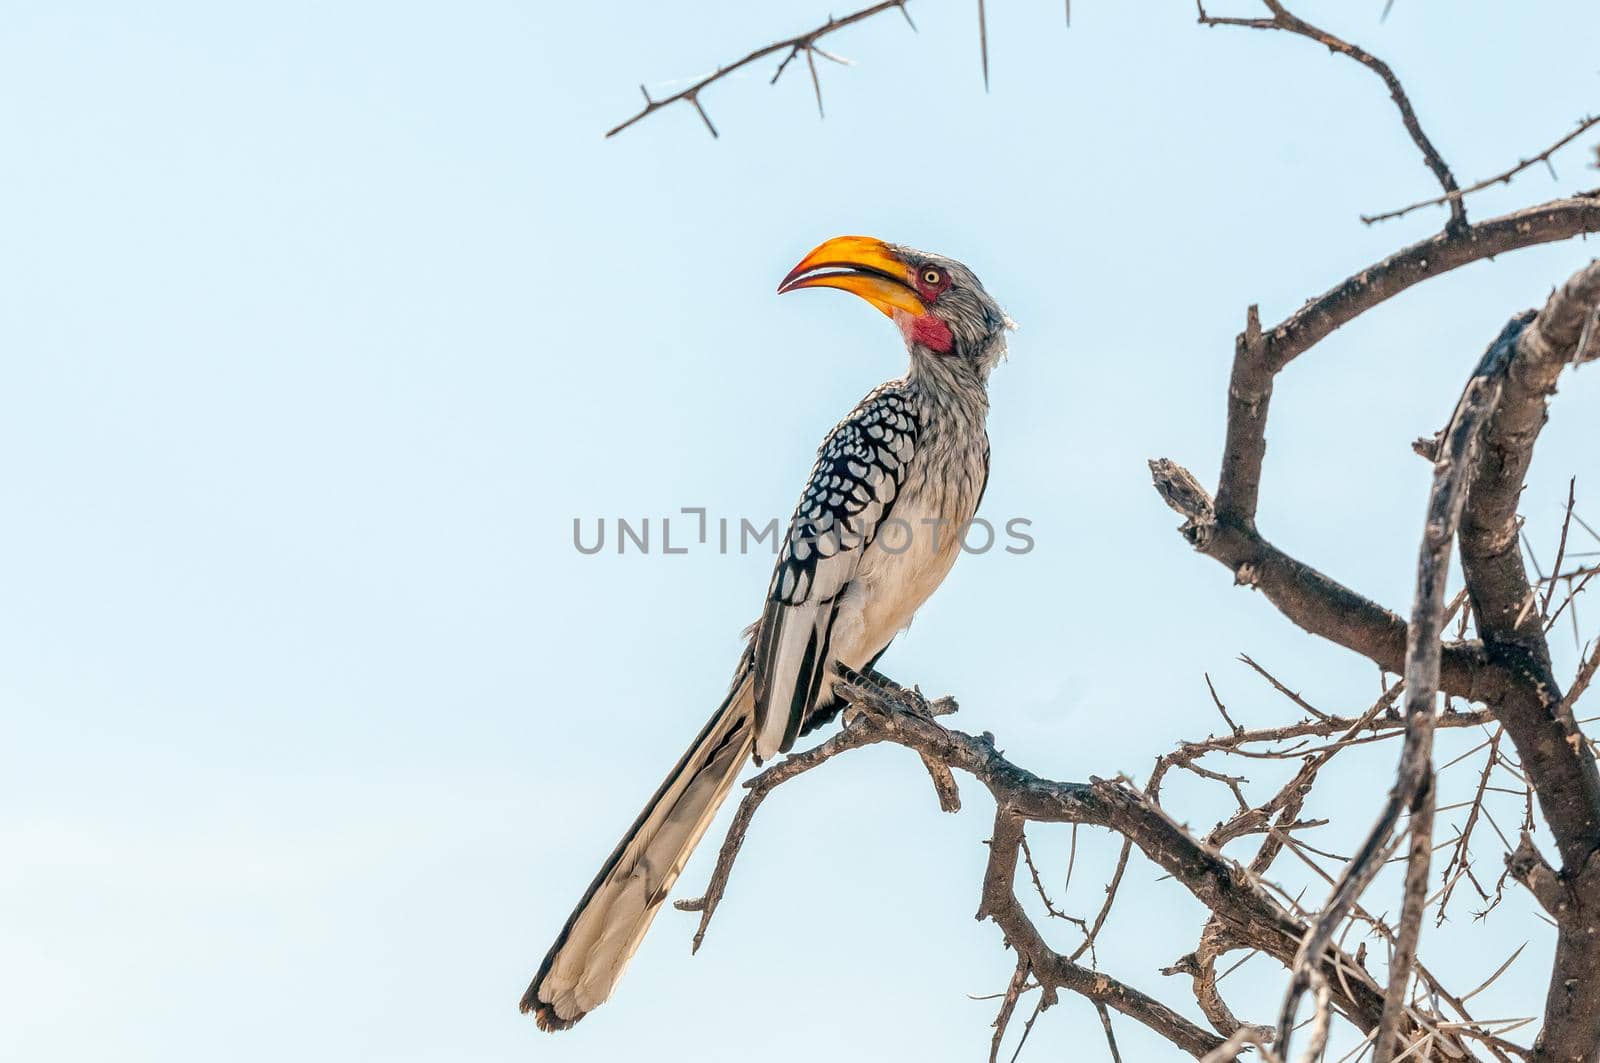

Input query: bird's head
[778,236,1013,380]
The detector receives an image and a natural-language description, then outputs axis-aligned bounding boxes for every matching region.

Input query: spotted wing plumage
[751,385,919,759]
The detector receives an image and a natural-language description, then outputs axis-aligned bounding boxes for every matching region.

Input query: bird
[523,235,1013,1031]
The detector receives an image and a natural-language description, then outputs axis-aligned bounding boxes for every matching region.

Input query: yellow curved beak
[777,235,927,319]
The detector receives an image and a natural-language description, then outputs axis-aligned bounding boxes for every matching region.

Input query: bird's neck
[898,355,990,526]
[906,351,989,416]
[903,354,989,453]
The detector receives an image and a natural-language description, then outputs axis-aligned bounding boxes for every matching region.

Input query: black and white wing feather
[751,384,919,759]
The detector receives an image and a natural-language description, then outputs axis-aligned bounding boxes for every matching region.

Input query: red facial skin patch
[893,308,953,352]
[909,313,954,352]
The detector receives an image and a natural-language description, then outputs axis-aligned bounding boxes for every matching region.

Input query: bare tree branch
[1276,312,1529,1060]
[1458,260,1600,1063]
[1506,833,1566,918]
[681,680,1424,1047]
[1374,778,1434,1063]
[1207,193,1600,540]
[1151,457,1498,703]
[988,958,1033,1063]
[1094,1000,1126,1063]
[1196,0,1468,233]
[1364,116,1600,226]
[984,809,1231,1059]
[1438,729,1505,922]
[604,0,917,139]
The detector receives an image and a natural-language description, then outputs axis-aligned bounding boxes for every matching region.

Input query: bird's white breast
[824,464,980,682]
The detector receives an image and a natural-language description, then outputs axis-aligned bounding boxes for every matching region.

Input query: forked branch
[1364,116,1600,226]
[1275,313,1532,1062]
[604,0,918,138]
[1196,0,1467,233]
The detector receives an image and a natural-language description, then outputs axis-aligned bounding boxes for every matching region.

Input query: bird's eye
[921,268,943,287]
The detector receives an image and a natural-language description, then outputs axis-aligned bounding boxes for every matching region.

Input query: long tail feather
[522,666,754,1030]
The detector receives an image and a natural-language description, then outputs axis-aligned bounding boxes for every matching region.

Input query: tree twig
[1196,0,1467,234]
[1275,312,1528,1059]
[1364,116,1600,226]
[604,1,918,138]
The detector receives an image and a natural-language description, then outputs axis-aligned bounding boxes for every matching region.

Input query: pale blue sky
[3,2,1599,1060]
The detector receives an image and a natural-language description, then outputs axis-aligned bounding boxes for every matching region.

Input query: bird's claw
[833,663,950,735]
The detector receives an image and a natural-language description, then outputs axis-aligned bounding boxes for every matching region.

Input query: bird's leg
[831,662,880,731]
[833,662,958,725]
[833,661,911,715]
[864,667,960,721]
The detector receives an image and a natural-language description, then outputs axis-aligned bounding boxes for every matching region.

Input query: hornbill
[524,236,1013,1030]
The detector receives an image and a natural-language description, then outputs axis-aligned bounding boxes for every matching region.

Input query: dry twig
[604,1,918,139]
[1364,116,1600,226]
[1196,0,1467,233]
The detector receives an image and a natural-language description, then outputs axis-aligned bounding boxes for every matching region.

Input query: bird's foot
[833,663,957,727]
[866,668,959,722]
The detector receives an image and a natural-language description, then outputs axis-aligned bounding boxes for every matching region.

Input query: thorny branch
[667,583,1590,1059]
[1154,253,1600,1062]
[1458,262,1600,1063]
[1196,0,1466,234]
[1364,116,1600,227]
[679,655,1584,1053]
[1138,25,1600,1055]
[1288,316,1531,1063]
[603,0,918,139]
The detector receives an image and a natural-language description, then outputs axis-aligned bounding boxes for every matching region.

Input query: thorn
[688,93,719,139]
[1381,0,1395,21]
[1065,0,1071,26]
[638,84,652,104]
[897,0,917,31]
[977,0,990,91]
[806,46,825,118]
